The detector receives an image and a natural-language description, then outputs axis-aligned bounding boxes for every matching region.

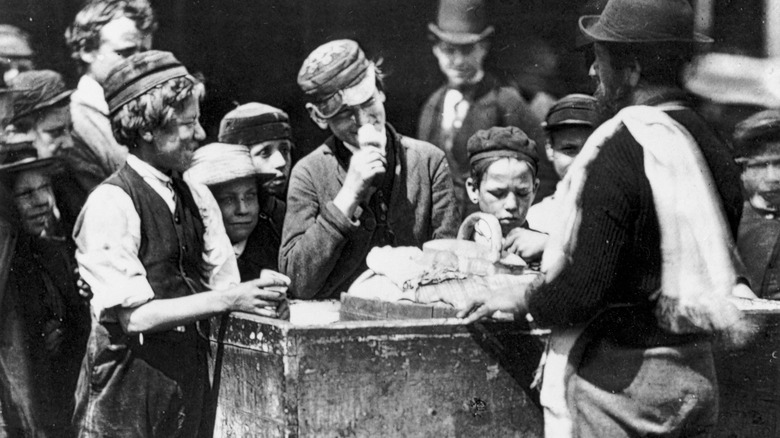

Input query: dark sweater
[527,106,743,344]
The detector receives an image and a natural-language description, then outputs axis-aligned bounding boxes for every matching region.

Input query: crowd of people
[0,0,777,436]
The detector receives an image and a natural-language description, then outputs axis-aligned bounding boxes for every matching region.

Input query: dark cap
[733,110,780,159]
[297,40,377,119]
[8,70,72,122]
[467,126,538,174]
[579,0,712,44]
[104,50,190,116]
[0,136,61,175]
[219,102,292,146]
[428,0,494,45]
[544,94,599,131]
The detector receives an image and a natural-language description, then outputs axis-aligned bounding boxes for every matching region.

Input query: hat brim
[578,15,714,44]
[428,23,494,45]
[0,156,61,174]
[12,89,74,122]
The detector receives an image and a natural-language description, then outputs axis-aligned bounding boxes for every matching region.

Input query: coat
[279,125,459,299]
[417,75,558,218]
[737,201,780,299]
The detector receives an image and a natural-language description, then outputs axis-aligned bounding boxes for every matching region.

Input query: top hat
[428,0,494,45]
[8,70,72,122]
[579,0,713,44]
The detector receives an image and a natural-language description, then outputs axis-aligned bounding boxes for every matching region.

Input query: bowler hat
[219,102,292,146]
[579,0,713,44]
[428,0,494,45]
[0,134,61,175]
[9,70,72,122]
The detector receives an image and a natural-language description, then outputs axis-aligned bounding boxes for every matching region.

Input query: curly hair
[65,0,157,61]
[111,76,203,148]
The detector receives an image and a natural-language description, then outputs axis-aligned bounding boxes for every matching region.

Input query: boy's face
[13,169,56,237]
[33,105,74,158]
[148,94,205,173]
[741,142,780,210]
[211,177,259,244]
[249,139,292,198]
[545,125,592,179]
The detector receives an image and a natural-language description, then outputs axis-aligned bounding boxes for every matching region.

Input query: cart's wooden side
[210,312,544,437]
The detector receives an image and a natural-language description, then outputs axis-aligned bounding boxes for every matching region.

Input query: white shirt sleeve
[73,185,155,320]
[184,175,241,290]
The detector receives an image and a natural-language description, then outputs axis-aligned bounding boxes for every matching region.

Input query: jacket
[417,75,558,218]
[280,125,459,299]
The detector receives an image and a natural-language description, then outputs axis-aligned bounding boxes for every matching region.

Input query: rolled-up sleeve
[73,185,154,319]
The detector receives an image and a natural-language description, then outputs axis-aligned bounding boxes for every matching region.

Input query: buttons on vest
[175,215,181,224]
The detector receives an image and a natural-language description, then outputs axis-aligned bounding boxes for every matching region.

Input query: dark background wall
[3,0,760,159]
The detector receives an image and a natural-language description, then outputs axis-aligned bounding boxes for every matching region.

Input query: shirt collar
[749,193,780,219]
[233,239,248,259]
[126,154,172,185]
[74,75,110,115]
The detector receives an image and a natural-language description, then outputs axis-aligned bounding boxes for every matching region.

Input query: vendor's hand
[456,290,527,324]
[43,319,64,354]
[336,148,387,212]
[502,228,548,262]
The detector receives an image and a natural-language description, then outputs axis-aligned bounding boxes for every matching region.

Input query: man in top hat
[0,141,90,437]
[65,0,157,191]
[733,110,780,300]
[283,39,459,299]
[8,69,89,225]
[0,25,34,86]
[218,103,292,271]
[457,1,749,436]
[465,126,544,265]
[73,50,289,436]
[526,94,598,235]
[187,141,291,287]
[418,0,557,221]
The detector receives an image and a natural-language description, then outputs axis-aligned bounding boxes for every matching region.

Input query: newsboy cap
[543,94,599,131]
[579,0,712,44]
[219,102,291,146]
[733,110,780,159]
[8,70,72,122]
[297,39,377,119]
[467,126,538,174]
[104,50,190,116]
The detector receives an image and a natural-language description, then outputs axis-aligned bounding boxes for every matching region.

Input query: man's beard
[594,81,633,125]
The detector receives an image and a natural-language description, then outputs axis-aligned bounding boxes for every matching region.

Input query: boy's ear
[466,177,480,204]
[305,103,329,130]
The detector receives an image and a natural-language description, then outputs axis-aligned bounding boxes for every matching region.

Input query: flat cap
[297,40,376,118]
[543,93,599,130]
[733,109,780,158]
[104,50,190,116]
[8,70,72,122]
[467,126,538,174]
[219,102,291,146]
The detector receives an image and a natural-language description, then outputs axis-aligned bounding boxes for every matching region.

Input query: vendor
[186,142,287,283]
[465,126,546,263]
[281,39,459,299]
[72,50,289,436]
[734,109,780,299]
[218,103,292,271]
